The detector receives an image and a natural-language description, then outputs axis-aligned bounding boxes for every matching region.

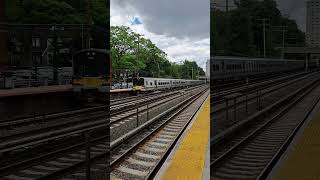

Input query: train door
[155,80,158,88]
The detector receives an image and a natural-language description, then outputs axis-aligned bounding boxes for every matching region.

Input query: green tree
[6,0,107,26]
[212,0,305,57]
[111,25,205,79]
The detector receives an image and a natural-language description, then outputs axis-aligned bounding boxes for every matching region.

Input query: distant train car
[72,49,111,100]
[132,77,205,91]
[211,56,305,81]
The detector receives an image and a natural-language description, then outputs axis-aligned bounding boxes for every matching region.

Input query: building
[206,59,210,78]
[306,0,320,47]
[8,24,108,67]
[0,0,8,69]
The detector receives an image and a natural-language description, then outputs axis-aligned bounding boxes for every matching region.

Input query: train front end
[132,77,145,92]
[72,49,111,101]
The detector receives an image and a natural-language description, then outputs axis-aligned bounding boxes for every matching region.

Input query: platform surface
[273,108,320,180]
[0,85,72,98]
[158,96,210,180]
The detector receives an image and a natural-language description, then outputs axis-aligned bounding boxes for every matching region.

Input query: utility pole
[212,1,237,55]
[263,19,266,58]
[272,26,288,59]
[197,68,200,80]
[257,18,270,58]
[157,62,160,78]
[281,27,288,60]
[135,34,141,78]
[0,0,8,70]
[83,0,92,49]
[226,0,229,15]
[225,0,229,54]
[191,67,194,80]
[52,25,58,84]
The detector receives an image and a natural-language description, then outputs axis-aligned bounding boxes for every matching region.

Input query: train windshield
[133,78,144,86]
[73,50,108,77]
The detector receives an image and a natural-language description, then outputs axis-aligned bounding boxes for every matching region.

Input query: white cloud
[110,1,209,71]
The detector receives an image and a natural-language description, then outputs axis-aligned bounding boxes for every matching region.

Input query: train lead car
[211,56,309,81]
[132,77,205,92]
[72,49,111,101]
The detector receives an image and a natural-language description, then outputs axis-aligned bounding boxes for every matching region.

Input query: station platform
[156,96,210,180]
[0,85,72,98]
[0,86,133,98]
[269,100,320,179]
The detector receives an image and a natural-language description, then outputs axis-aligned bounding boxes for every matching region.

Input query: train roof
[212,56,303,62]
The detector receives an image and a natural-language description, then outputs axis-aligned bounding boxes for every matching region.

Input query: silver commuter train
[132,77,205,91]
[211,56,305,80]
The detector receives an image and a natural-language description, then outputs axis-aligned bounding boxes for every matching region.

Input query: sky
[213,0,306,31]
[276,0,306,32]
[110,0,210,71]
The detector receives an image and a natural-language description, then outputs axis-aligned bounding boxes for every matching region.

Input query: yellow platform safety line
[276,112,320,180]
[161,96,210,180]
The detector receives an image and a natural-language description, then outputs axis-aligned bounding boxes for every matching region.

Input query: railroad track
[0,86,203,141]
[0,109,109,178]
[110,90,165,106]
[110,85,207,141]
[211,71,320,135]
[0,86,201,136]
[211,70,312,104]
[110,87,209,180]
[0,128,108,180]
[212,71,299,92]
[110,88,189,114]
[210,74,320,179]
[0,85,205,179]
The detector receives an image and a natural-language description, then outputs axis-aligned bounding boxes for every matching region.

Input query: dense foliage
[6,0,108,26]
[211,0,305,57]
[111,26,205,79]
[5,1,205,79]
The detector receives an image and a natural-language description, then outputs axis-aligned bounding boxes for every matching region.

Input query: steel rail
[211,71,320,115]
[110,87,209,179]
[0,131,108,175]
[210,78,320,179]
[211,77,319,150]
